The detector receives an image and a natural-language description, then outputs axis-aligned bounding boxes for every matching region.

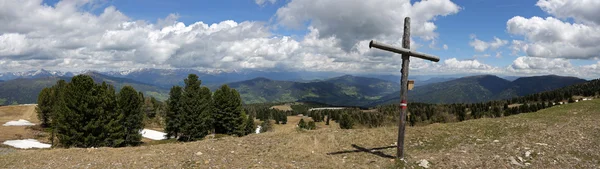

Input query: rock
[204,160,209,164]
[476,139,482,141]
[518,157,524,162]
[535,143,548,146]
[493,140,499,143]
[509,156,524,167]
[195,152,203,156]
[525,162,531,166]
[417,159,430,168]
[525,151,532,157]
[230,151,235,154]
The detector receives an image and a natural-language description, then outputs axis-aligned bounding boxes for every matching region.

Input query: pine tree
[57,75,99,147]
[307,121,316,130]
[98,82,123,147]
[280,112,287,124]
[165,86,183,139]
[298,118,307,129]
[36,87,53,127]
[213,84,245,135]
[325,111,330,125]
[117,86,145,146]
[243,113,256,135]
[260,120,272,133]
[180,74,213,141]
[50,80,68,147]
[339,113,354,129]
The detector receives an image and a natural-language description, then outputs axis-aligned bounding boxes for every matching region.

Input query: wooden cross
[369,17,440,159]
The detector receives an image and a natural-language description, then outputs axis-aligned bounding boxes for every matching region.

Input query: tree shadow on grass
[326,144,396,159]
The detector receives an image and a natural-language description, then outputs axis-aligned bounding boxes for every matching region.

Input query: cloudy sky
[1,0,600,78]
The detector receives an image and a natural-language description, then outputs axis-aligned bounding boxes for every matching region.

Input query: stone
[493,140,499,143]
[525,151,531,157]
[196,152,203,156]
[509,156,523,167]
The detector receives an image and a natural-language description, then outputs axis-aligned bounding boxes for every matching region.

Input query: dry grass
[271,105,293,111]
[508,103,523,108]
[0,105,42,143]
[1,101,600,168]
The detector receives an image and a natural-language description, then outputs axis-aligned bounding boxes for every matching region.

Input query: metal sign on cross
[369,17,440,159]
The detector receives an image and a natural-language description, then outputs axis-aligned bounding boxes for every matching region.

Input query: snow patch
[3,119,35,126]
[255,125,262,134]
[140,129,167,140]
[3,139,51,149]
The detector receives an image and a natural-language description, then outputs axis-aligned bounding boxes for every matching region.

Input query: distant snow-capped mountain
[0,69,74,81]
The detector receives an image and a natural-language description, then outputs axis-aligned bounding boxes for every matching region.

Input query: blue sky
[92,0,552,66]
[94,0,522,64]
[2,0,600,78]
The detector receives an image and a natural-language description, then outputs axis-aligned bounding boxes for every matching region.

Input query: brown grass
[1,101,600,168]
[271,105,293,111]
[0,105,42,143]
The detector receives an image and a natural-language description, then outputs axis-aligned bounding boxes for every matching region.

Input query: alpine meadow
[1,0,600,168]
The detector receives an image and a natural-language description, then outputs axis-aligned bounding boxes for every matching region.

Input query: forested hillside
[0,72,169,105]
[377,74,587,105]
[228,75,399,106]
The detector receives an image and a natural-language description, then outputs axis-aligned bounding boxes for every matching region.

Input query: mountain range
[0,72,168,105]
[0,69,590,107]
[373,75,587,105]
[227,75,399,106]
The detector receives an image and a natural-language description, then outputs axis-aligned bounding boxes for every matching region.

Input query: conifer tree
[57,75,98,147]
[165,86,183,139]
[325,111,330,125]
[117,86,145,146]
[339,113,354,129]
[307,121,316,130]
[36,87,53,127]
[243,113,256,135]
[180,74,213,141]
[98,82,123,147]
[213,85,245,135]
[50,80,68,147]
[298,118,307,129]
[280,112,287,124]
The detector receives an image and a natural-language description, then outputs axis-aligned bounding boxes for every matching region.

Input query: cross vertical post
[397,17,411,160]
[368,17,441,160]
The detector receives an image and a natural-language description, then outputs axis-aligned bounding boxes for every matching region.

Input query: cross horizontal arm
[369,40,440,62]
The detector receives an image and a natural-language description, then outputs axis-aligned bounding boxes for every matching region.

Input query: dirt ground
[0,105,42,143]
[1,101,600,168]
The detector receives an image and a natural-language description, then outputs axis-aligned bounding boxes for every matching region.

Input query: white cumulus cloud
[507,0,600,60]
[469,35,508,52]
[275,0,461,51]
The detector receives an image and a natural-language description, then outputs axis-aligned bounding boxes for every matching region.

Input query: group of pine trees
[36,75,144,148]
[163,74,255,141]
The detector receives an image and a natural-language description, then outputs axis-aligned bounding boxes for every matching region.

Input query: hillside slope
[0,72,169,105]
[377,75,587,105]
[1,99,598,168]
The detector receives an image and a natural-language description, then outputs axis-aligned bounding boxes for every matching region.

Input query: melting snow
[3,119,35,126]
[3,139,51,149]
[255,125,262,134]
[140,129,167,140]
